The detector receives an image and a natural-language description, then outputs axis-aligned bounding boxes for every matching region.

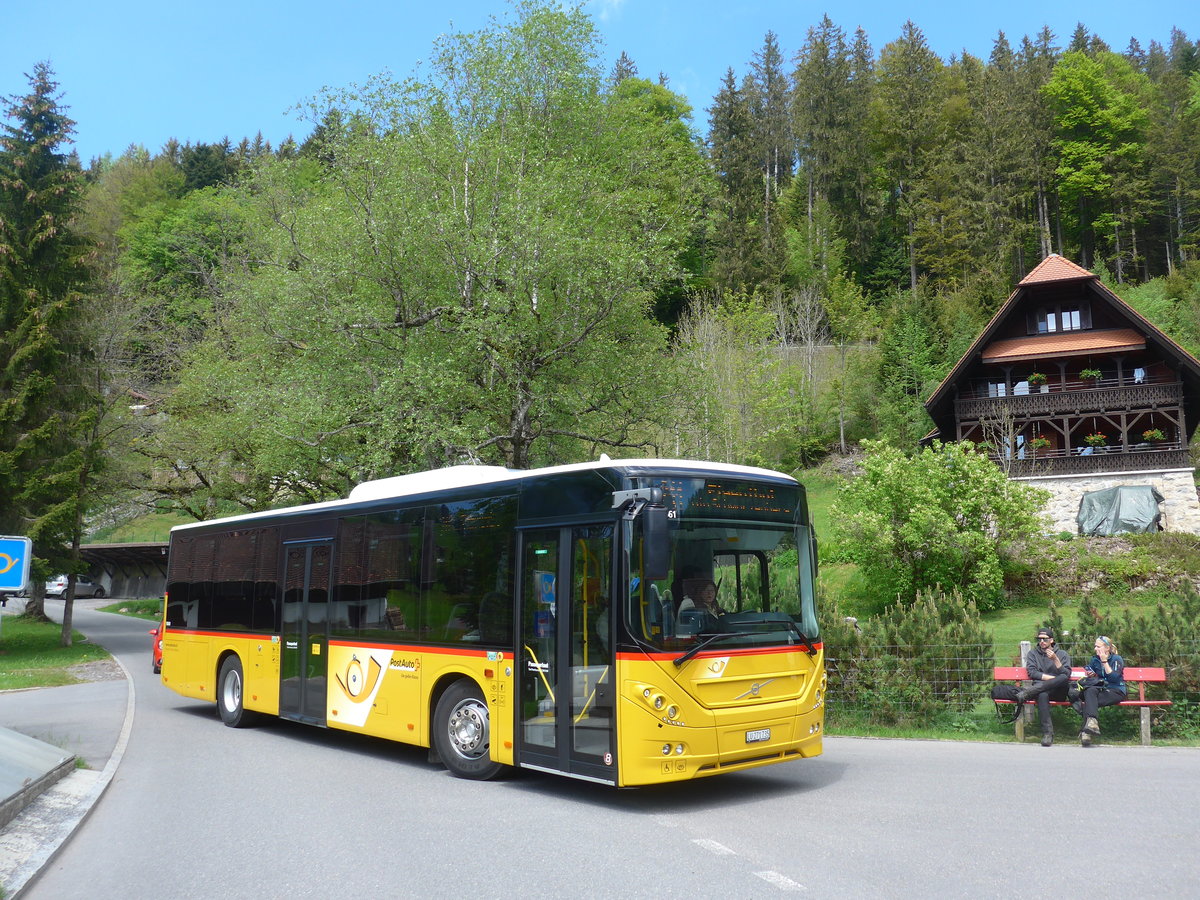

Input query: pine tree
[1016,29,1061,260]
[609,51,637,85]
[968,33,1032,280]
[1068,24,1091,54]
[873,21,947,288]
[747,30,793,281]
[0,62,93,624]
[792,18,852,246]
[1146,29,1200,271]
[707,68,763,289]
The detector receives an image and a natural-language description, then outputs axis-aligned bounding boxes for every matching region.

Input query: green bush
[1065,586,1200,739]
[823,587,994,725]
[832,440,1048,611]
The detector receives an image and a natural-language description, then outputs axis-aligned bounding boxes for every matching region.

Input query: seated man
[1018,627,1072,747]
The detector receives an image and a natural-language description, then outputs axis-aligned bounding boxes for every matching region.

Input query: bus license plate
[745,728,771,743]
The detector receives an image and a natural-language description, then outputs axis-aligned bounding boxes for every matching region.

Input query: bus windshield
[627,516,819,654]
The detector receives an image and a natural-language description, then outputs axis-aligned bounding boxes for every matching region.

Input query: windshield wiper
[673,631,755,667]
[784,619,817,657]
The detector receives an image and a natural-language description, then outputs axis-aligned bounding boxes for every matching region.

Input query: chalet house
[924,254,1200,533]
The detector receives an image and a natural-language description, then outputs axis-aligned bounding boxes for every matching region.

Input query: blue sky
[2,0,1194,163]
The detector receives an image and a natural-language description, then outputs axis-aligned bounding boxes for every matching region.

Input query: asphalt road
[24,604,1200,898]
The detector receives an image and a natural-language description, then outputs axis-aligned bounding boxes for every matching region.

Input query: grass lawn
[100,598,163,620]
[799,467,842,540]
[87,511,192,543]
[0,614,111,690]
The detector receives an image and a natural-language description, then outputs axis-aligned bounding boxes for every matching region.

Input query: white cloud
[587,0,628,23]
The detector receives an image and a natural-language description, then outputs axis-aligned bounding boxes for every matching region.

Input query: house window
[987,382,1007,398]
[1031,303,1088,334]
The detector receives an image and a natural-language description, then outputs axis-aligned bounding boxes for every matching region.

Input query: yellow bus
[160,459,824,786]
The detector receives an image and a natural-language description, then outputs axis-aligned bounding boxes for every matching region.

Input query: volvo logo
[734,679,775,700]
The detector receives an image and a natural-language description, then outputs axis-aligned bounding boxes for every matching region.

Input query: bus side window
[478,591,511,644]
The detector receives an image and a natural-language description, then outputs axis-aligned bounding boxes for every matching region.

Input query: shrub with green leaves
[832,440,1049,610]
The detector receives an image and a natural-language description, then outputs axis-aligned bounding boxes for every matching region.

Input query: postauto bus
[159,459,824,786]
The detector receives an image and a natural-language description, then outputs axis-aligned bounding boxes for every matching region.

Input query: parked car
[44,575,105,599]
[149,620,164,674]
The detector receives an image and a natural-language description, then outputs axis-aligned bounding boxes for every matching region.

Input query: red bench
[993,666,1171,745]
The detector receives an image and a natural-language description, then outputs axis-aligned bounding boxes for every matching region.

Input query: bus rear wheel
[217,656,257,728]
[433,680,503,780]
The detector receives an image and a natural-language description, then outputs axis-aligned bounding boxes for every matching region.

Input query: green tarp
[1076,485,1164,535]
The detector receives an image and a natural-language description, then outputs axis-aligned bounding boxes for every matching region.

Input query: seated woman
[677,578,723,618]
[1071,635,1126,747]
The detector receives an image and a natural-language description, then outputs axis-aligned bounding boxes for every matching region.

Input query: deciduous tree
[143,1,709,512]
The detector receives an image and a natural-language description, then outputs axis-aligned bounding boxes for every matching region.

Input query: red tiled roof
[1018,254,1096,285]
[981,328,1145,363]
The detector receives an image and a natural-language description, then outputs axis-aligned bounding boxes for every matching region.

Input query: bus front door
[518,525,615,783]
[279,541,331,725]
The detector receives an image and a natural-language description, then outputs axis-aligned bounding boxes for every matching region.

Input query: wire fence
[826,641,1200,739]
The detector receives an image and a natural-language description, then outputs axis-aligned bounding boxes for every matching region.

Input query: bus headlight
[662,743,672,755]
[653,695,665,710]
[675,744,685,755]
[667,706,678,719]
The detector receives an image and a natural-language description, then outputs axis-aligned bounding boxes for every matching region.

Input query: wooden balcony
[995,444,1192,478]
[956,379,1184,422]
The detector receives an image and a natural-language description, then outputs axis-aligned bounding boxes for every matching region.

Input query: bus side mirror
[643,505,670,581]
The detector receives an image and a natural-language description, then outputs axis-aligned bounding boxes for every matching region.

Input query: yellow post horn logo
[336,654,383,702]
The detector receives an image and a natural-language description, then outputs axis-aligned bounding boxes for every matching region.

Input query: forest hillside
[2,3,1198,579]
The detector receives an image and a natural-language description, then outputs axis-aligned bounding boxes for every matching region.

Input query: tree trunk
[1175,187,1186,269]
[1036,182,1052,258]
[907,219,917,290]
[1113,214,1124,283]
[1054,191,1065,257]
[60,593,74,647]
[23,583,49,621]
[837,343,848,454]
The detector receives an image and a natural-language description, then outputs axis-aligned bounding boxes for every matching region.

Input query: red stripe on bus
[164,632,822,661]
[616,642,823,662]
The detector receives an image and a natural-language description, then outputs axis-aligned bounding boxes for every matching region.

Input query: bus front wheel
[217,656,257,728]
[433,680,503,780]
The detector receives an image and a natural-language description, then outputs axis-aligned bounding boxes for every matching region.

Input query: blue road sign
[0,536,33,592]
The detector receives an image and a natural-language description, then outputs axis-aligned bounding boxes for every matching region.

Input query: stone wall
[1016,467,1200,534]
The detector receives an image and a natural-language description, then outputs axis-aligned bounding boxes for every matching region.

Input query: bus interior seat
[444,602,476,641]
[477,592,511,644]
